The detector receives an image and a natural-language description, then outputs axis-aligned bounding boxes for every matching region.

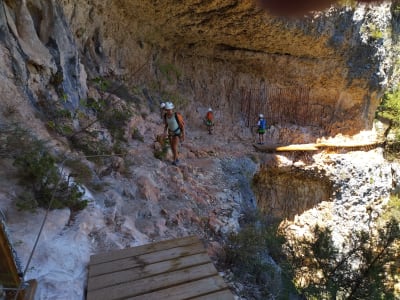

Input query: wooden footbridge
[86,235,234,300]
[253,141,384,153]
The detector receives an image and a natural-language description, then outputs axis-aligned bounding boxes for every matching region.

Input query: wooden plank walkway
[253,141,383,153]
[86,235,235,300]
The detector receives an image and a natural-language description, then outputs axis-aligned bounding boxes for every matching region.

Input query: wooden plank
[90,235,199,265]
[126,276,232,300]
[253,143,319,152]
[276,144,319,151]
[23,279,37,300]
[87,252,211,291]
[315,141,381,149]
[0,222,20,288]
[190,289,235,300]
[88,242,205,277]
[87,263,220,300]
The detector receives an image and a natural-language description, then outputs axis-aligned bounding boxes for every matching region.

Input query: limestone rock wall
[253,164,333,219]
[57,0,399,140]
[253,149,394,233]
[0,0,399,142]
[1,0,87,110]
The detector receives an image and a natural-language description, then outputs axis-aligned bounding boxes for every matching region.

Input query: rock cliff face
[1,1,399,141]
[58,0,398,138]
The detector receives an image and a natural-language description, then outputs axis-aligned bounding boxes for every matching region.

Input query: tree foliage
[1,125,88,212]
[285,219,400,299]
[222,212,297,299]
[377,88,400,126]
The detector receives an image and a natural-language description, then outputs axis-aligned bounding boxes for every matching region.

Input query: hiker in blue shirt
[257,114,266,144]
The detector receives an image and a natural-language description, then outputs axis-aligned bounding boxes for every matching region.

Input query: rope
[12,153,124,299]
[13,157,69,300]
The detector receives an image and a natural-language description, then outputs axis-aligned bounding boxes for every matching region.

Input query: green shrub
[64,159,93,185]
[382,195,400,223]
[369,24,384,39]
[70,133,111,157]
[12,140,88,211]
[0,126,88,212]
[100,108,131,142]
[153,136,170,160]
[79,97,132,143]
[158,62,182,83]
[131,127,144,142]
[222,212,296,299]
[286,221,399,299]
[92,77,110,92]
[376,88,400,126]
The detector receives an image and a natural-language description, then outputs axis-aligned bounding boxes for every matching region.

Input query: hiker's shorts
[168,129,182,138]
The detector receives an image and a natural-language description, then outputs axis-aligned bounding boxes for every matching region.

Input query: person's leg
[171,135,179,163]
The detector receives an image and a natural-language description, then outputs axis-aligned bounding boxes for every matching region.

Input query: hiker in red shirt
[204,108,214,135]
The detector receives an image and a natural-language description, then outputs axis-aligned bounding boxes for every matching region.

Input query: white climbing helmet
[259,114,264,118]
[208,108,212,112]
[165,102,174,110]
[160,102,166,108]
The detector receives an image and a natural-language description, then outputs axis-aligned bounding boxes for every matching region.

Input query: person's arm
[181,127,185,141]
[164,117,168,134]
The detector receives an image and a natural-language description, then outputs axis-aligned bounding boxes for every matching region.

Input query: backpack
[206,111,214,122]
[175,112,185,132]
[259,118,266,130]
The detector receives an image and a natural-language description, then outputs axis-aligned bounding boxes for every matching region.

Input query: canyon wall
[1,1,399,143]
[57,0,399,139]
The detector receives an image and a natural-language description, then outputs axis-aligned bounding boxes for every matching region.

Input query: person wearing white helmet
[204,108,214,134]
[257,113,266,144]
[160,102,166,120]
[163,102,185,165]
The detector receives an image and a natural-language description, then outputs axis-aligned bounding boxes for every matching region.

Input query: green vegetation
[392,4,400,16]
[42,75,133,157]
[338,0,357,9]
[64,159,94,186]
[78,96,132,144]
[377,88,400,126]
[131,127,144,142]
[369,24,384,40]
[158,62,182,83]
[376,87,400,159]
[382,195,400,224]
[153,135,170,160]
[0,125,88,212]
[286,218,399,300]
[222,203,399,300]
[92,77,111,92]
[222,212,297,299]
